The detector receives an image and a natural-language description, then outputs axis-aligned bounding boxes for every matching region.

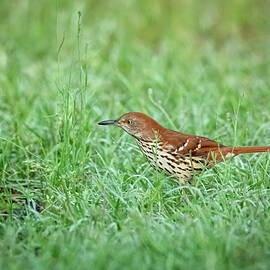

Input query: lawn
[0,0,270,269]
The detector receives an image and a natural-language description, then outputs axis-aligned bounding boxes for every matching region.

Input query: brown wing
[161,129,231,162]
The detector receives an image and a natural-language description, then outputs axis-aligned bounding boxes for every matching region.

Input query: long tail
[232,146,270,155]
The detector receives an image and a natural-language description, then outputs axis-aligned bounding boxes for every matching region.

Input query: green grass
[1,0,270,269]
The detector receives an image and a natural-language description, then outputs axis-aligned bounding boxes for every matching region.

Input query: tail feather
[232,146,270,155]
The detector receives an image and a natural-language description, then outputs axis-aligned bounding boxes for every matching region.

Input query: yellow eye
[128,120,132,125]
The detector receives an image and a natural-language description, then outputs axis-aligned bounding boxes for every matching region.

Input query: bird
[98,112,270,184]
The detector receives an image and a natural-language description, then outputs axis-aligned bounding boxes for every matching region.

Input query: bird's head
[98,112,163,140]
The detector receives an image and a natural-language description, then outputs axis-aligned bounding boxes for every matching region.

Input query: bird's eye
[128,120,132,125]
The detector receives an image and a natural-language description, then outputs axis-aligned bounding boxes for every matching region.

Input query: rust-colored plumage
[98,112,270,183]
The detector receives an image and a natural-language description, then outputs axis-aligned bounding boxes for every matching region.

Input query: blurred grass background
[0,0,270,269]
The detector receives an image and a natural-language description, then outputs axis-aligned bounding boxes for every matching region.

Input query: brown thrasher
[98,112,270,184]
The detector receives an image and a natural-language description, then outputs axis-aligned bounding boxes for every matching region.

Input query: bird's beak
[98,119,117,126]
